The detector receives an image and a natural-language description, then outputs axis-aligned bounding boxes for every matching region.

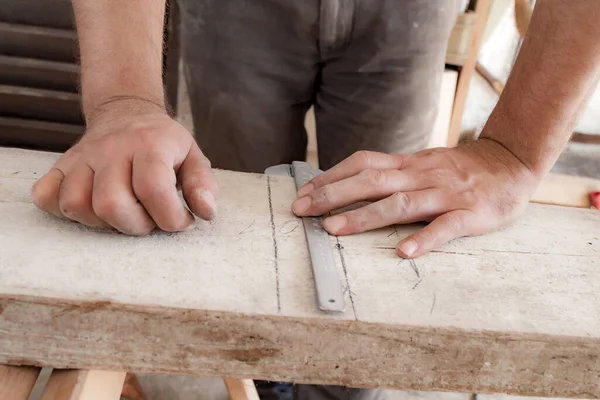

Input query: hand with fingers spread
[291,140,540,259]
[32,105,218,235]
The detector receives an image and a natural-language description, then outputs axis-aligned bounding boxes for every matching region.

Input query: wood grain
[0,365,40,400]
[223,378,260,400]
[0,147,599,398]
[41,369,126,400]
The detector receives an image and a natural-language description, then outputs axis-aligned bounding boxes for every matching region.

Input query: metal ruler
[265,161,346,312]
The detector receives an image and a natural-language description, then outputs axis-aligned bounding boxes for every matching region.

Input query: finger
[31,168,66,219]
[58,164,111,229]
[93,161,156,235]
[322,189,444,235]
[132,152,195,231]
[179,145,219,221]
[297,151,405,197]
[293,168,427,216]
[396,209,475,258]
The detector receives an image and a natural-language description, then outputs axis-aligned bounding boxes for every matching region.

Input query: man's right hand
[32,104,218,235]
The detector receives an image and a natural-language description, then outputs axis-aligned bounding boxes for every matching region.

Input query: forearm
[480,0,600,179]
[72,0,167,120]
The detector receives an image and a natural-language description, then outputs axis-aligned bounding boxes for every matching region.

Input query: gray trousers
[179,1,458,398]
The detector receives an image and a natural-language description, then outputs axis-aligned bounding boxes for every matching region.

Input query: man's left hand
[291,139,539,258]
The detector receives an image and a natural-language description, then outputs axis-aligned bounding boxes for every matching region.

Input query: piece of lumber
[0,0,74,30]
[223,378,260,400]
[0,147,599,398]
[428,69,459,148]
[0,85,82,125]
[0,117,83,152]
[532,173,600,208]
[0,22,77,63]
[447,0,492,147]
[0,365,41,400]
[0,55,79,92]
[570,133,600,145]
[40,369,126,400]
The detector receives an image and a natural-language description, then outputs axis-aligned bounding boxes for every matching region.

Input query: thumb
[396,210,475,258]
[179,145,219,221]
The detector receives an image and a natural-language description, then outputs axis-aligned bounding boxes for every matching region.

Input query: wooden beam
[0,85,82,125]
[0,55,79,92]
[0,365,40,400]
[0,147,599,398]
[40,369,126,400]
[447,0,492,147]
[0,117,83,152]
[0,0,75,30]
[0,22,77,63]
[223,378,260,400]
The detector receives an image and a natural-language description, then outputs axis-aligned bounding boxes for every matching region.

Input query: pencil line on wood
[267,176,281,313]
[336,239,358,321]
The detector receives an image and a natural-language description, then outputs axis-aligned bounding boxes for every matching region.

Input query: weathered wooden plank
[0,85,82,125]
[40,369,126,400]
[0,22,77,63]
[0,147,599,398]
[0,55,79,92]
[0,365,40,400]
[0,117,83,152]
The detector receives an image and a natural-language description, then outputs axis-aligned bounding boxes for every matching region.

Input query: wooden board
[0,55,79,92]
[40,369,125,400]
[0,147,599,398]
[223,378,260,400]
[0,365,40,400]
[0,85,82,125]
[0,117,83,152]
[0,0,74,30]
[533,173,600,208]
[0,22,77,63]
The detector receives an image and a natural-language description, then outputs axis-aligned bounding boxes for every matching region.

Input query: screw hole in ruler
[329,299,335,303]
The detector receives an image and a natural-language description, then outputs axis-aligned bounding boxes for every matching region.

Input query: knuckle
[58,192,87,218]
[362,169,387,188]
[313,186,334,206]
[93,196,121,220]
[390,191,411,210]
[353,150,375,167]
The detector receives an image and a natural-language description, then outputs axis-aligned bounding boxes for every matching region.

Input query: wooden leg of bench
[0,365,41,400]
[40,369,126,400]
[223,378,260,400]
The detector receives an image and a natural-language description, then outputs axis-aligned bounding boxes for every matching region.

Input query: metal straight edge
[265,162,346,312]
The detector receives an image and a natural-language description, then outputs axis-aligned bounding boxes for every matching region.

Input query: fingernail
[398,239,417,258]
[297,183,314,198]
[292,196,311,214]
[196,189,217,219]
[323,215,346,234]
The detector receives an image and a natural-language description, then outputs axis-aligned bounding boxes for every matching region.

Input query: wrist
[84,96,168,125]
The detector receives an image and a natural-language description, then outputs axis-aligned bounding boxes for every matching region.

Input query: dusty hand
[292,140,539,258]
[32,103,217,235]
